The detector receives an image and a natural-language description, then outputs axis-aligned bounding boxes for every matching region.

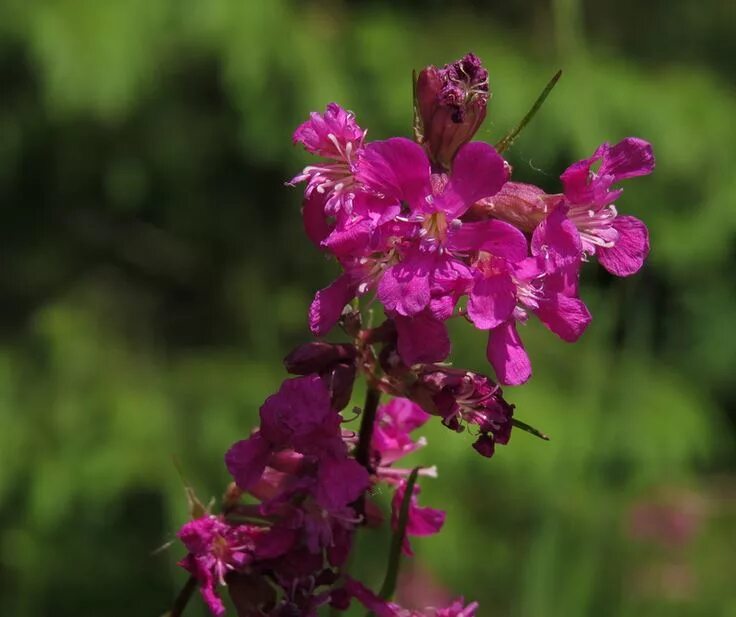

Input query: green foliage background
[0,1,735,615]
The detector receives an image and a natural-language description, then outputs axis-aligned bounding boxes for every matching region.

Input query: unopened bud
[467,181,557,232]
[416,53,489,170]
[284,342,356,375]
[327,362,357,411]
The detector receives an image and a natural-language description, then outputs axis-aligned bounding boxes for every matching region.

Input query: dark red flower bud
[415,53,490,170]
[412,366,514,457]
[326,361,357,411]
[284,342,356,375]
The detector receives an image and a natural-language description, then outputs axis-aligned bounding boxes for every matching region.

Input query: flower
[372,397,432,466]
[560,137,655,276]
[415,367,514,457]
[391,480,446,556]
[291,103,366,217]
[177,515,294,616]
[416,53,490,169]
[343,578,478,617]
[467,203,591,384]
[225,376,347,491]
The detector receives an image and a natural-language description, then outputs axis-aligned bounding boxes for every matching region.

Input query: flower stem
[355,386,381,470]
[168,575,197,617]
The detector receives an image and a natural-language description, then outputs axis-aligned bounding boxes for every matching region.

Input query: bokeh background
[1,1,735,615]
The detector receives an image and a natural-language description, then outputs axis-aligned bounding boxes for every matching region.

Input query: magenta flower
[468,204,591,384]
[416,53,490,169]
[291,103,366,217]
[416,366,514,456]
[372,398,431,466]
[391,480,446,556]
[344,578,478,617]
[178,515,294,616]
[354,138,522,364]
[225,375,346,490]
[561,137,655,276]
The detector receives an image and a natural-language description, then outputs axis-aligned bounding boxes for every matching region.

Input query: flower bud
[416,53,490,170]
[466,181,559,232]
[326,361,357,411]
[411,366,514,457]
[284,342,356,375]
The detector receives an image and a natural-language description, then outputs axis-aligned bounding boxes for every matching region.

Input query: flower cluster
[292,54,654,385]
[177,375,447,615]
[173,52,654,616]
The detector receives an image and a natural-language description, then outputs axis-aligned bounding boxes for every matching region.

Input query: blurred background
[1,0,735,615]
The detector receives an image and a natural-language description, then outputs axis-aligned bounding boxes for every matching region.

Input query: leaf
[512,418,551,441]
[495,70,562,154]
[378,467,420,600]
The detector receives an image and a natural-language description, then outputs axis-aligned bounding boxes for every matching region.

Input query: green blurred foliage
[0,1,735,615]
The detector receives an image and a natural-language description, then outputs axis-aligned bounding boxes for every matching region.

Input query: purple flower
[416,367,514,457]
[467,204,591,384]
[225,376,346,491]
[416,53,490,169]
[344,578,478,616]
[355,137,519,364]
[291,103,366,217]
[178,515,294,616]
[561,137,655,276]
[372,398,431,465]
[391,480,446,556]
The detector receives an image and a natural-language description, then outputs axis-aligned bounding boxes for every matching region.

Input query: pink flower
[344,578,478,617]
[177,515,294,616]
[469,204,591,384]
[561,137,655,276]
[354,137,520,365]
[291,103,366,217]
[372,398,431,466]
[416,53,490,169]
[416,367,514,457]
[391,480,446,556]
[225,376,347,491]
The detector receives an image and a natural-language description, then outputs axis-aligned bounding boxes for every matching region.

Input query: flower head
[416,367,514,457]
[416,53,490,169]
[561,137,655,276]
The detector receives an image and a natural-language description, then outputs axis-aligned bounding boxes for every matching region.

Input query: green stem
[378,467,420,600]
[355,386,382,470]
[168,575,197,617]
[495,70,562,154]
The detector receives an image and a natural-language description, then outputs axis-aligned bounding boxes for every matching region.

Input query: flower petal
[302,192,332,248]
[378,252,432,316]
[531,203,581,261]
[535,293,592,342]
[599,137,655,181]
[357,137,431,209]
[448,219,528,262]
[486,321,532,385]
[316,457,370,511]
[322,214,372,257]
[597,215,650,276]
[438,142,508,218]
[225,434,272,491]
[309,274,354,336]
[391,481,445,557]
[395,312,451,365]
[467,273,517,330]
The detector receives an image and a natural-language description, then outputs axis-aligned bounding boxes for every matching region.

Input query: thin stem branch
[169,575,197,617]
[354,386,381,470]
